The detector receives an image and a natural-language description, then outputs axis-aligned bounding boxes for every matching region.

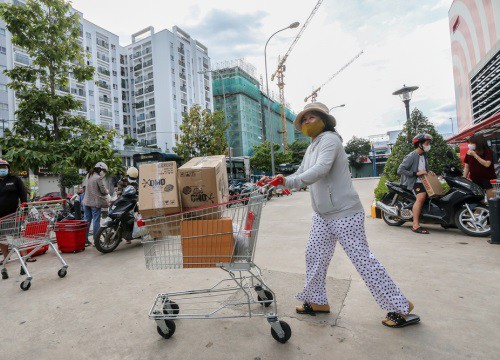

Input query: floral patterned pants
[296,212,410,314]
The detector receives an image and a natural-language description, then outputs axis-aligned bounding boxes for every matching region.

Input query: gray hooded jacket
[285,131,364,220]
[397,150,428,190]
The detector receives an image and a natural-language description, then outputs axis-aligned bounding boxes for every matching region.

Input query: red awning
[447,112,500,144]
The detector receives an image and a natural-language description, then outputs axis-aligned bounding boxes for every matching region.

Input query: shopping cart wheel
[20,280,31,291]
[1,269,8,280]
[58,268,67,278]
[163,300,179,316]
[271,321,291,344]
[157,320,176,339]
[257,290,274,308]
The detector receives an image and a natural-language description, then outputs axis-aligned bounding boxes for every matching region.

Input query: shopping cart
[140,178,292,343]
[0,200,69,290]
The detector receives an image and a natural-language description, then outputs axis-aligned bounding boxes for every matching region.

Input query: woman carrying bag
[83,162,110,246]
[263,102,419,328]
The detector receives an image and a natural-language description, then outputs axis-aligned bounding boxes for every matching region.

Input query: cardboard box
[178,155,229,212]
[138,161,181,219]
[420,173,444,197]
[181,218,234,268]
[144,216,181,238]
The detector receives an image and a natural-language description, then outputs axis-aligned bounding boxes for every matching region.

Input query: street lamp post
[392,85,419,125]
[329,104,345,111]
[198,68,233,181]
[264,21,299,176]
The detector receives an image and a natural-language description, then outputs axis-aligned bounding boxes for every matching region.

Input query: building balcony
[134,63,143,71]
[143,60,153,69]
[14,53,30,65]
[146,111,155,119]
[179,73,186,80]
[144,85,154,94]
[97,82,111,90]
[135,89,144,96]
[181,99,187,105]
[96,39,109,49]
[98,68,110,76]
[100,111,113,118]
[178,60,185,67]
[178,47,184,55]
[99,96,111,104]
[180,86,187,92]
[135,102,145,109]
[146,98,155,107]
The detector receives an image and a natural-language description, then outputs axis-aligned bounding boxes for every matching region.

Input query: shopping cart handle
[21,199,66,207]
[257,177,284,187]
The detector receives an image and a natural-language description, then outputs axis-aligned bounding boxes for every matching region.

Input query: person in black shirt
[0,159,28,265]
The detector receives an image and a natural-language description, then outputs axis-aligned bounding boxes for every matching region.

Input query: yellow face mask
[301,121,325,138]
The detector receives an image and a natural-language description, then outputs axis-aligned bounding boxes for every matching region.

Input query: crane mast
[271,0,324,149]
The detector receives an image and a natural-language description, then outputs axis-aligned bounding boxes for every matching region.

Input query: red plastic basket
[54,220,88,253]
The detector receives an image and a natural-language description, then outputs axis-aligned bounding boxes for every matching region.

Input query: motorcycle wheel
[454,204,491,237]
[94,227,122,253]
[380,194,405,226]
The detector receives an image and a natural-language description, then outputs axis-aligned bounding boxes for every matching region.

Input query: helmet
[0,159,10,168]
[412,134,433,144]
[94,162,108,171]
[126,167,139,179]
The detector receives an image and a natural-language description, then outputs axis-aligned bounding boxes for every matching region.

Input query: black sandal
[296,302,330,316]
[26,257,37,262]
[382,312,420,328]
[411,226,430,234]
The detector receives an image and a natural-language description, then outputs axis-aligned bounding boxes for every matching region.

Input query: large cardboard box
[138,161,181,219]
[178,155,229,211]
[181,218,234,268]
[420,173,444,197]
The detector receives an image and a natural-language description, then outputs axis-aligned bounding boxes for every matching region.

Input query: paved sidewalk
[1,179,499,359]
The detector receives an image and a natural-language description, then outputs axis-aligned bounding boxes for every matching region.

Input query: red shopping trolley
[0,200,70,290]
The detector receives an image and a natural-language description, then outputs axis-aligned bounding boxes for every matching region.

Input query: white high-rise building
[0,1,212,154]
[122,26,213,152]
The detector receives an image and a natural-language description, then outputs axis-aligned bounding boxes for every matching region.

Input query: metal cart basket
[0,200,69,290]
[140,188,291,343]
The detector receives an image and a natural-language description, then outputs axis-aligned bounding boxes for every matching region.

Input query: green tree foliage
[375,108,462,199]
[250,141,291,174]
[344,136,371,170]
[0,0,122,196]
[173,104,229,161]
[124,136,138,146]
[287,140,309,165]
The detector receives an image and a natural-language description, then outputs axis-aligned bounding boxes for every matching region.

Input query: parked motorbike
[376,153,490,237]
[94,185,140,253]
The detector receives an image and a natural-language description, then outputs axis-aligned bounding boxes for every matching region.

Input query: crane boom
[271,0,324,82]
[304,50,364,103]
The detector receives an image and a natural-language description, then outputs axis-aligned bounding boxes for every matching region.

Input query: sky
[72,0,457,142]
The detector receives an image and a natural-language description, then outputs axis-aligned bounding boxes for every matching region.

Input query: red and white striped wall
[449,0,500,132]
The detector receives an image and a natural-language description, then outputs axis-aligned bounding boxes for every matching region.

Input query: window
[112,70,117,77]
[0,84,7,92]
[111,44,116,50]
[89,90,94,96]
[0,103,8,110]
[114,97,118,103]
[113,84,118,90]
[0,28,5,36]
[0,47,6,54]
[170,55,174,61]
[86,32,91,39]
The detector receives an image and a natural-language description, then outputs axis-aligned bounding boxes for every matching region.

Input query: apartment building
[0,2,124,150]
[211,59,297,157]
[122,26,213,152]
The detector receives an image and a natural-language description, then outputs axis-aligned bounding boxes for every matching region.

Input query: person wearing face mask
[83,162,110,246]
[261,102,419,328]
[463,133,496,199]
[397,134,435,234]
[0,159,28,268]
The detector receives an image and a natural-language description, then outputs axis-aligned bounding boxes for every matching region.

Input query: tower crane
[270,0,324,149]
[304,50,364,103]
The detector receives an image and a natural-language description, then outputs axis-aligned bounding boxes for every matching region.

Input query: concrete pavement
[1,178,499,359]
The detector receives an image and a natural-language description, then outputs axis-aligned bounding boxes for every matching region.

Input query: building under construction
[212,59,304,157]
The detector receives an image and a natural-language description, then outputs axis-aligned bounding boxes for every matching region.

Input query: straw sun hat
[294,102,337,132]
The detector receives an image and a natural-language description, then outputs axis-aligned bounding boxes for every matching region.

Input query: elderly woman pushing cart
[262,102,420,328]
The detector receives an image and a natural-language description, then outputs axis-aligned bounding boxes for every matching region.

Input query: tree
[250,141,291,174]
[0,0,122,197]
[173,104,229,161]
[124,136,138,146]
[287,140,309,165]
[375,108,462,199]
[344,136,371,172]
